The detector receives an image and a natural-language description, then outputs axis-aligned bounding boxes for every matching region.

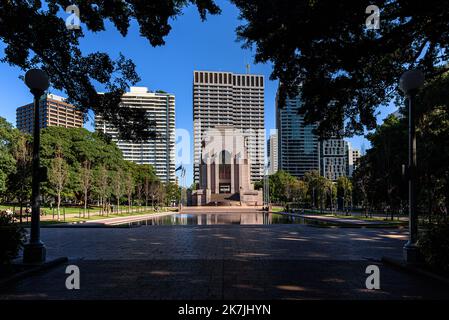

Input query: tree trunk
[57,192,61,221]
[84,190,87,218]
[445,175,449,220]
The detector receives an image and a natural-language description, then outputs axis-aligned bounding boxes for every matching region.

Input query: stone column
[206,157,211,191]
[215,157,220,194]
[238,157,244,192]
[230,156,235,193]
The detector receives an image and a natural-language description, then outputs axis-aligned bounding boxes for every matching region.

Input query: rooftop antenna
[246,63,251,74]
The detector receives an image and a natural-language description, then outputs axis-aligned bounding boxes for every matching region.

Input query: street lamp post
[22,69,49,264]
[263,165,270,211]
[399,69,424,264]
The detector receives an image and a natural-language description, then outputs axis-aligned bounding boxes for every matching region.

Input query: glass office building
[275,88,320,178]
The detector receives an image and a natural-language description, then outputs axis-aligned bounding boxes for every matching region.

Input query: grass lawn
[324,213,385,221]
[277,208,407,224]
[12,207,177,226]
[323,213,405,223]
[1,204,101,215]
[0,204,20,211]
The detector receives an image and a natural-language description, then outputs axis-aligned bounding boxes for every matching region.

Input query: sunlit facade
[95,87,176,183]
[193,70,265,185]
[16,94,83,133]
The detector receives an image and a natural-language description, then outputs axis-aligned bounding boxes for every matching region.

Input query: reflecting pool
[123,212,322,226]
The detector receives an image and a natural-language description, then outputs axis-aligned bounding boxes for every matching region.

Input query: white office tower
[95,87,176,183]
[267,132,278,174]
[193,71,265,184]
[345,142,361,177]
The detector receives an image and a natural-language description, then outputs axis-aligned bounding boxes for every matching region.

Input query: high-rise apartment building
[193,70,265,184]
[346,142,361,177]
[16,94,83,133]
[267,132,278,175]
[320,138,347,181]
[95,87,176,183]
[276,89,320,178]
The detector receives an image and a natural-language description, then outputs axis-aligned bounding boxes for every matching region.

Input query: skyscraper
[16,94,83,133]
[95,87,176,183]
[320,138,347,181]
[267,132,278,174]
[276,88,320,178]
[346,142,361,177]
[193,70,265,184]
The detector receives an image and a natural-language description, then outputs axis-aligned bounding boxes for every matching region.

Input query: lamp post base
[23,242,46,264]
[403,241,419,265]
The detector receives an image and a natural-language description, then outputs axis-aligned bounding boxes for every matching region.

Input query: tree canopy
[40,126,124,171]
[353,72,449,218]
[255,170,344,210]
[0,117,18,193]
[3,1,448,140]
[232,0,449,137]
[0,0,220,140]
[0,122,171,209]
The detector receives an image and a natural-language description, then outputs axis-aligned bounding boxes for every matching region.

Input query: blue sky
[0,0,396,186]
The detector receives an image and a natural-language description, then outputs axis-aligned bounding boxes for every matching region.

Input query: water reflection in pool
[125,212,310,226]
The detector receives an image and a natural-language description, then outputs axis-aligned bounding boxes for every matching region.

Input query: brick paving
[34,224,407,260]
[1,224,448,299]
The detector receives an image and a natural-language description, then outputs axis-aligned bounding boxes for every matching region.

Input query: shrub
[0,212,26,265]
[418,221,449,274]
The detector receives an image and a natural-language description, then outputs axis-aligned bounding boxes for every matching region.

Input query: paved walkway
[285,213,405,226]
[292,208,408,221]
[51,212,174,226]
[25,224,408,260]
[1,225,448,299]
